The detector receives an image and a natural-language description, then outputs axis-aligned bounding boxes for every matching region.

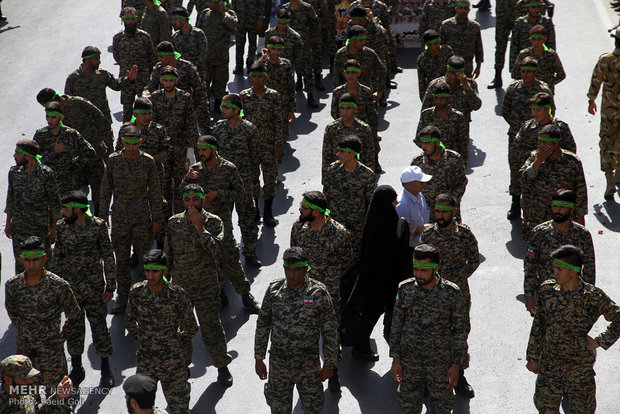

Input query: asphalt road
[0,0,619,413]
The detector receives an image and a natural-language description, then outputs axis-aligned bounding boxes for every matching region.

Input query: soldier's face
[433,96,450,109]
[520,69,536,84]
[85,55,101,71]
[158,55,176,66]
[530,106,549,123]
[276,21,288,32]
[220,104,236,119]
[527,5,541,18]
[427,42,441,54]
[134,112,152,126]
[160,77,178,92]
[249,73,267,88]
[413,259,438,287]
[339,105,357,121]
[551,204,572,223]
[4,375,35,397]
[61,206,79,224]
[183,194,203,211]
[172,17,185,30]
[45,114,62,129]
[350,16,367,26]
[298,203,315,222]
[435,208,455,228]
[553,261,578,286]
[123,17,138,31]
[344,70,361,82]
[21,254,47,275]
[336,149,355,163]
[455,6,470,20]
[529,36,546,48]
[198,147,215,162]
[13,151,27,167]
[267,46,283,60]
[122,139,142,156]
[349,38,366,50]
[145,268,166,290]
[421,141,440,157]
[284,265,307,288]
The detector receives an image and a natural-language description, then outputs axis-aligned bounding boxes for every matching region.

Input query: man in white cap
[396,166,432,247]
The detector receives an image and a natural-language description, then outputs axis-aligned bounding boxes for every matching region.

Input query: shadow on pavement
[592,200,620,232]
[506,219,526,258]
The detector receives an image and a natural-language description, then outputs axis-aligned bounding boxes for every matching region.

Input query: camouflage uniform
[389,276,469,413]
[511,47,565,93]
[126,280,197,414]
[264,26,305,72]
[240,87,285,199]
[526,279,620,413]
[100,150,163,300]
[282,1,319,93]
[141,4,172,46]
[509,14,555,72]
[51,215,115,359]
[0,386,40,414]
[146,60,211,134]
[587,49,620,175]
[349,0,396,69]
[323,0,339,56]
[493,0,519,72]
[306,0,328,72]
[165,209,232,369]
[418,0,457,41]
[171,26,209,81]
[5,271,80,405]
[5,164,61,273]
[197,8,237,100]
[112,28,157,121]
[255,277,339,413]
[333,45,387,93]
[179,157,253,295]
[524,220,595,300]
[345,17,389,70]
[233,0,263,68]
[262,56,296,124]
[33,126,97,196]
[122,0,146,22]
[322,118,376,178]
[439,16,483,77]
[520,149,588,240]
[417,44,454,101]
[323,161,376,254]
[331,82,378,139]
[188,0,210,15]
[415,106,468,162]
[161,0,183,16]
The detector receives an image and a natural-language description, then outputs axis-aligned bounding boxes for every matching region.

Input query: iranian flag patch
[304,296,314,305]
[527,246,534,255]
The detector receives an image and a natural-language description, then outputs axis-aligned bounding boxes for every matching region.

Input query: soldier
[33,102,98,196]
[240,61,285,227]
[196,0,237,111]
[322,93,376,178]
[488,0,519,89]
[305,0,329,89]
[36,88,106,217]
[418,0,456,42]
[187,0,210,15]
[140,0,171,46]
[123,374,169,414]
[50,190,115,388]
[171,7,209,82]
[122,0,146,23]
[509,0,555,75]
[323,136,376,254]
[255,247,339,413]
[5,236,81,411]
[5,140,61,273]
[126,249,198,413]
[526,245,620,414]
[390,244,469,412]
[396,166,431,247]
[212,93,262,267]
[65,45,139,153]
[346,5,389,77]
[417,30,454,101]
[415,81,469,162]
[411,126,467,220]
[520,124,588,241]
[232,0,264,74]
[264,8,305,77]
[181,135,263,311]
[524,189,596,315]
[439,0,483,78]
[100,125,163,314]
[165,185,235,388]
[112,7,157,121]
[587,27,620,200]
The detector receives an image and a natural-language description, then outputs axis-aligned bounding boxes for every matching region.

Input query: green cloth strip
[412,261,438,269]
[426,37,441,45]
[15,147,42,164]
[302,198,330,215]
[82,53,100,59]
[339,101,357,107]
[337,147,360,159]
[197,142,217,149]
[351,35,367,40]
[41,91,61,107]
[20,250,46,259]
[122,137,143,144]
[345,67,361,72]
[183,191,205,199]
[456,2,470,8]
[447,64,464,72]
[553,258,580,272]
[171,14,190,20]
[552,200,574,208]
[122,14,138,19]
[267,43,284,49]
[63,202,92,216]
[283,260,309,267]
[249,71,268,76]
[435,204,455,210]
[276,17,290,23]
[157,51,182,59]
[221,100,239,109]
[46,111,63,118]
[134,109,153,114]
[520,66,537,71]
[433,93,451,97]
[537,136,561,142]
[419,136,439,143]
[530,34,546,39]
[525,1,543,6]
[144,264,167,270]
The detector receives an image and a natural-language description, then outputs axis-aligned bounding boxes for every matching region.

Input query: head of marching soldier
[550,245,583,288]
[524,0,542,19]
[0,355,40,397]
[431,80,451,110]
[14,139,40,168]
[156,41,180,66]
[336,135,361,166]
[171,7,190,31]
[61,190,91,225]
[537,123,561,157]
[220,93,243,120]
[36,88,64,108]
[45,101,64,130]
[143,249,168,293]
[159,65,179,93]
[338,93,358,122]
[123,373,158,413]
[434,193,458,230]
[347,25,367,53]
[412,244,440,289]
[550,189,576,224]
[343,59,362,85]
[454,0,470,22]
[133,97,153,128]
[419,125,442,159]
[249,61,268,90]
[445,56,466,86]
[530,92,553,123]
[197,135,219,164]
[519,56,538,86]
[20,236,48,276]
[275,8,291,31]
[299,191,328,223]
[208,0,226,13]
[182,183,205,213]
[81,46,101,71]
[423,30,441,54]
[529,25,547,50]
[348,5,369,26]
[120,125,143,158]
[282,247,310,289]
[266,36,285,61]
[120,7,139,35]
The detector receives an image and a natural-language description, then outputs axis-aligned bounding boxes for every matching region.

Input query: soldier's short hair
[21,236,45,252]
[198,135,219,148]
[539,124,561,139]
[339,92,357,105]
[123,374,157,409]
[348,25,367,39]
[156,41,176,54]
[419,125,441,139]
[413,244,440,265]
[283,246,308,264]
[529,92,552,107]
[344,59,360,69]
[16,140,40,157]
[134,97,153,111]
[423,30,440,44]
[338,135,362,153]
[435,193,457,207]
[529,24,546,36]
[122,125,141,137]
[267,35,284,46]
[120,7,137,17]
[552,189,576,204]
[61,191,89,213]
[182,183,205,196]
[143,249,167,267]
[160,65,179,78]
[36,88,60,107]
[249,61,266,74]
[277,7,292,20]
[45,101,63,115]
[433,80,451,96]
[520,56,538,69]
[447,56,465,71]
[81,46,101,60]
[171,7,189,18]
[222,93,243,110]
[348,5,367,18]
[551,245,583,268]
[302,191,328,211]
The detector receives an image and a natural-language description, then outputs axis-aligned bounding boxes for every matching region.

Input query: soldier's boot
[614,168,620,184]
[328,368,341,392]
[254,197,261,223]
[295,74,304,91]
[506,195,521,220]
[379,93,388,107]
[487,69,503,89]
[100,357,115,388]
[472,0,491,11]
[455,369,475,399]
[315,72,326,91]
[69,355,86,387]
[217,366,233,387]
[129,252,138,268]
[233,65,244,75]
[263,198,277,227]
[352,340,379,362]
[214,98,222,114]
[307,93,319,109]
[245,254,263,268]
[220,289,229,308]
[0,5,6,21]
[111,295,128,314]
[604,172,615,200]
[242,293,261,314]
[329,55,335,75]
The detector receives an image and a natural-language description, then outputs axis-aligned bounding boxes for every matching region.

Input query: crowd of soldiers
[1,0,620,413]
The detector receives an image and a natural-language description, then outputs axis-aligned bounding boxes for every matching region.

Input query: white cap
[400,165,432,183]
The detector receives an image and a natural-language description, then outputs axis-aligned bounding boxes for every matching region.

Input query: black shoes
[315,73,326,91]
[507,195,521,221]
[217,367,233,387]
[100,362,115,388]
[307,93,319,108]
[220,289,229,308]
[111,295,127,314]
[487,70,503,89]
[455,372,475,399]
[242,293,261,314]
[295,76,303,91]
[328,368,341,392]
[263,198,277,227]
[245,255,262,268]
[233,66,244,75]
[70,365,85,388]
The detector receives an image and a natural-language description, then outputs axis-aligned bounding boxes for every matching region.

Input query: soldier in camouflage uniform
[240,61,285,227]
[126,249,198,413]
[65,45,139,155]
[417,30,454,101]
[323,93,376,178]
[587,27,620,200]
[165,185,235,388]
[123,0,146,22]
[100,125,163,313]
[140,0,172,46]
[232,0,264,73]
[51,191,115,388]
[345,5,389,73]
[439,0,483,78]
[509,1,555,75]
[305,0,329,88]
[188,0,210,15]
[255,247,339,413]
[212,93,262,267]
[520,124,588,241]
[390,244,470,411]
[5,236,81,412]
[112,7,157,121]
[524,189,595,315]
[160,0,183,16]
[123,373,169,414]
[526,245,620,414]
[171,7,209,82]
[180,135,262,311]
[5,140,61,274]
[488,0,519,88]
[322,136,376,255]
[264,8,305,75]
[418,0,456,43]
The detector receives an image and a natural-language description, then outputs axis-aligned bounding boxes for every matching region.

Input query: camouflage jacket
[117,121,171,176]
[197,8,238,61]
[331,82,378,130]
[239,87,286,149]
[188,0,210,15]
[172,26,209,75]
[349,0,390,28]
[587,49,620,110]
[112,29,156,82]
[322,118,376,177]
[422,75,482,121]
[345,17,389,64]
[61,95,105,151]
[150,88,198,147]
[417,44,454,101]
[212,119,260,182]
[232,0,263,23]
[141,4,172,46]
[439,16,483,66]
[511,47,566,90]
[282,1,319,41]
[415,106,468,157]
[502,79,554,138]
[261,56,296,114]
[419,0,457,39]
[333,45,386,93]
[264,26,305,70]
[509,14,555,68]
[512,117,575,166]
[410,148,467,207]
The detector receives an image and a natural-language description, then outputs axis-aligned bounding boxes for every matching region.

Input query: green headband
[82,53,100,59]
[134,109,153,114]
[433,92,451,97]
[339,101,357,108]
[171,14,190,21]
[41,91,61,107]
[302,198,330,215]
[144,264,167,270]
[276,17,290,23]
[20,250,46,259]
[267,43,284,49]
[351,35,367,40]
[345,66,361,72]
[221,100,239,109]
[525,1,543,6]
[153,0,162,5]
[122,14,138,19]
[537,136,561,142]
[183,191,205,199]
[419,136,439,142]
[412,261,438,269]
[552,200,574,208]
[122,137,143,144]
[456,2,470,8]
[350,16,365,20]
[424,37,441,50]
[46,111,63,118]
[447,64,464,73]
[63,202,93,216]
[15,147,42,164]
[283,260,310,270]
[249,71,268,76]
[520,66,537,71]
[160,74,178,80]
[530,34,546,39]
[158,51,182,59]
[435,204,456,210]
[337,146,360,159]
[553,258,580,272]
[197,142,217,149]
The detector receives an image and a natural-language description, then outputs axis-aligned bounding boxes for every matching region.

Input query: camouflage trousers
[138,355,190,414]
[236,174,259,256]
[398,357,454,414]
[265,353,324,414]
[508,135,524,196]
[206,60,230,100]
[494,14,515,71]
[100,125,115,157]
[253,143,278,199]
[598,116,620,174]
[235,23,258,68]
[57,170,79,198]
[297,43,315,94]
[111,214,153,298]
[167,145,190,214]
[10,226,52,274]
[534,361,596,414]
[121,76,147,122]
[219,215,252,295]
[387,27,398,70]
[77,158,105,214]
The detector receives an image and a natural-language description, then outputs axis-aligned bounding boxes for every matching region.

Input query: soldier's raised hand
[127,65,139,81]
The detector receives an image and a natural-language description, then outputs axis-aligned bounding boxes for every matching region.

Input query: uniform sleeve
[254,286,273,359]
[474,24,483,64]
[551,52,566,86]
[73,131,98,170]
[452,154,467,202]
[501,85,514,125]
[198,30,209,75]
[587,56,603,101]
[374,50,387,93]
[104,70,124,92]
[511,50,525,80]
[456,115,468,158]
[81,99,105,130]
[520,152,538,183]
[99,160,113,221]
[330,93,340,120]
[145,65,161,95]
[573,159,588,217]
[225,10,238,31]
[321,126,334,178]
[273,92,286,149]
[582,232,596,286]
[526,290,547,361]
[98,220,117,292]
[64,74,76,96]
[112,34,121,65]
[144,33,157,69]
[44,169,63,222]
[159,126,172,161]
[60,284,82,340]
[319,289,339,369]
[199,215,223,257]
[177,289,199,339]
[560,122,577,154]
[421,83,435,111]
[5,169,15,216]
[545,20,556,51]
[125,289,139,339]
[593,292,620,350]
[417,57,428,101]
[388,286,405,358]
[164,222,174,273]
[508,23,522,69]
[463,231,479,279]
[450,287,469,366]
[360,125,376,172]
[5,282,21,329]
[147,159,163,223]
[159,12,172,42]
[184,96,199,148]
[333,54,345,88]
[365,170,376,207]
[463,80,482,112]
[523,233,542,298]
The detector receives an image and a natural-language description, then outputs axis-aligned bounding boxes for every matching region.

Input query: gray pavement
[0,0,619,413]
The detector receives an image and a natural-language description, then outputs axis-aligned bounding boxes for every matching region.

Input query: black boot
[217,367,233,387]
[245,254,263,268]
[472,0,491,11]
[214,98,222,114]
[455,370,475,398]
[254,198,261,223]
[233,65,244,75]
[604,173,615,200]
[307,93,319,108]
[352,339,379,362]
[111,294,127,314]
[329,55,335,74]
[100,357,115,388]
[70,355,85,387]
[263,198,277,227]
[487,69,503,89]
[295,75,303,91]
[242,293,261,314]
[315,73,325,91]
[328,368,341,392]
[507,195,521,221]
